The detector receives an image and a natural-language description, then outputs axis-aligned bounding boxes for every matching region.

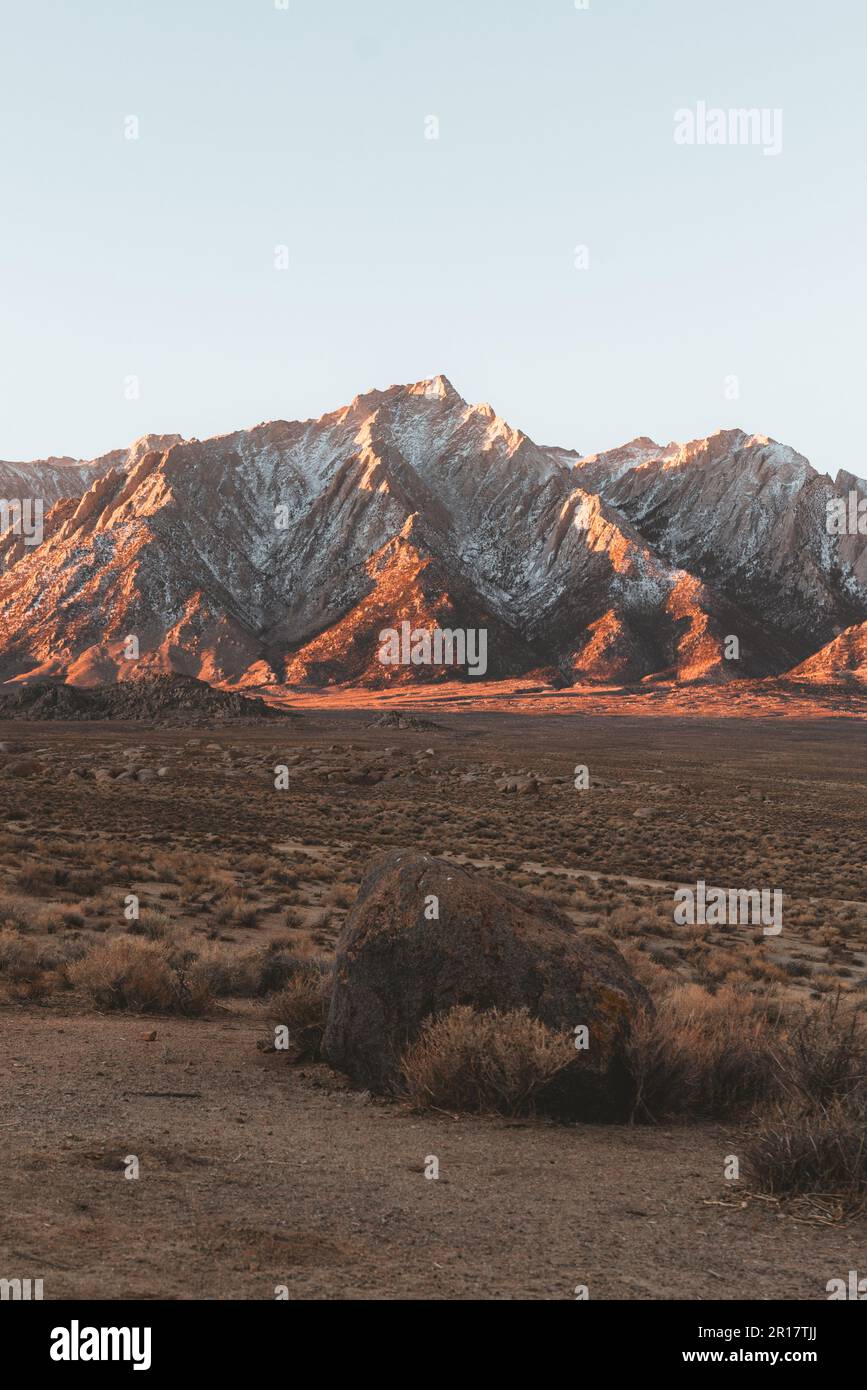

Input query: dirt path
[1,1006,861,1301]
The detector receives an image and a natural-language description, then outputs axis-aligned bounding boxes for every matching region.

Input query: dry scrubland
[0,711,865,1299]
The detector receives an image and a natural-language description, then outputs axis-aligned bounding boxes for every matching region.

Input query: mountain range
[1,376,865,691]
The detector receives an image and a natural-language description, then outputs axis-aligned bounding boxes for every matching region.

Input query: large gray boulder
[324,850,651,1117]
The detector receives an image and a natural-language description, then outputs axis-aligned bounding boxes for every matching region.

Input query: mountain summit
[1,379,865,689]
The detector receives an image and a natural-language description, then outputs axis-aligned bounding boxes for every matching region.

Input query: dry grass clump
[14,862,103,899]
[400,1005,575,1116]
[213,895,260,929]
[0,929,83,999]
[0,931,54,976]
[0,895,94,935]
[744,1098,866,1210]
[744,997,867,1211]
[126,904,172,941]
[326,882,356,910]
[266,959,332,1060]
[68,937,211,1015]
[624,985,781,1122]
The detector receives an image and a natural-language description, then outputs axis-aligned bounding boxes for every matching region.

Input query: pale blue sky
[1,0,864,477]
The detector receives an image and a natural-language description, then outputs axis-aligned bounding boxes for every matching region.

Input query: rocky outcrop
[324,850,651,1117]
[0,673,291,722]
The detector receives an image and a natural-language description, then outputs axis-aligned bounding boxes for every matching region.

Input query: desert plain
[0,695,865,1301]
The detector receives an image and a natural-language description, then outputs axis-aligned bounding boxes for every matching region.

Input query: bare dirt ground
[0,709,864,1299]
[2,1005,864,1301]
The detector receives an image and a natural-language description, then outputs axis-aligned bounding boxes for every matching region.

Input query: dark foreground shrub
[743,996,867,1210]
[744,1096,867,1210]
[624,986,780,1122]
[775,994,866,1107]
[266,959,332,1060]
[192,944,303,999]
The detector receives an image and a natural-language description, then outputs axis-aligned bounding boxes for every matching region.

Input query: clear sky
[1,0,864,478]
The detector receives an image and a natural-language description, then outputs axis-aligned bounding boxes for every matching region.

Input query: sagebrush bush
[213,895,259,929]
[624,985,781,1122]
[0,930,48,980]
[191,944,303,999]
[400,1005,575,1116]
[266,960,332,1060]
[14,863,103,898]
[0,929,84,999]
[740,996,867,1210]
[774,994,866,1106]
[69,937,211,1015]
[126,905,171,942]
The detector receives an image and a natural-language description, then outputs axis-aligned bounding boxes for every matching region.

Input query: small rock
[4,758,42,778]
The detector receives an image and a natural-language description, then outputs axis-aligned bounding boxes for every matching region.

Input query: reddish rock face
[324,850,652,1118]
[788,621,867,684]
